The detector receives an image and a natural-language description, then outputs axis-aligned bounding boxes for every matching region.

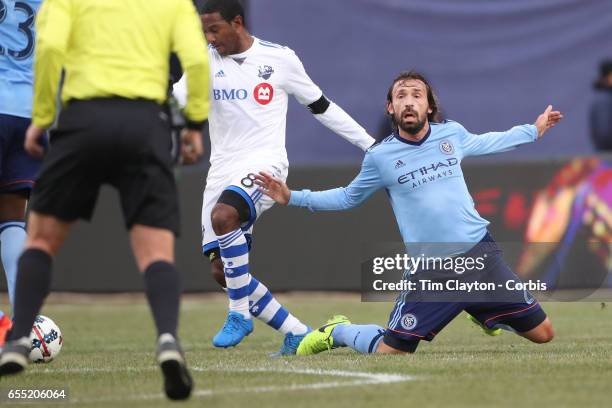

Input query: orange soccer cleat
[0,314,14,348]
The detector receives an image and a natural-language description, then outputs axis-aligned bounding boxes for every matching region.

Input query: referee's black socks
[143,261,181,338]
[8,248,53,340]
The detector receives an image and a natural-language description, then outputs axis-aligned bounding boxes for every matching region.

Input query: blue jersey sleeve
[0,0,42,118]
[457,122,538,157]
[289,152,383,211]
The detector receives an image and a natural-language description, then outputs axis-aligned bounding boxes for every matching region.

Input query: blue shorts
[0,113,43,194]
[383,234,547,352]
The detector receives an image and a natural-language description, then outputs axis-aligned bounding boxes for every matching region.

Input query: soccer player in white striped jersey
[173,0,375,353]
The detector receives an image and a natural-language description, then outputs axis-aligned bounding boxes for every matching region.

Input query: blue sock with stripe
[248,277,308,335]
[332,324,385,353]
[217,228,252,319]
[0,221,27,305]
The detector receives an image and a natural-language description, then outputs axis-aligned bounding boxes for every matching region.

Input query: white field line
[45,366,414,404]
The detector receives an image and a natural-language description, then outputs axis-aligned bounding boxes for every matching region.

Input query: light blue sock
[493,323,517,333]
[0,221,27,306]
[332,324,386,354]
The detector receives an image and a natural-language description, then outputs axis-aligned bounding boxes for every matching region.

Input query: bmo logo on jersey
[254,83,274,105]
[213,89,248,101]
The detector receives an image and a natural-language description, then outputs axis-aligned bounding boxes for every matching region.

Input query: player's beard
[396,108,426,135]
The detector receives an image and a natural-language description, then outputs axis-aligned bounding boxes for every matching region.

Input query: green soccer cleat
[296,315,351,356]
[466,313,502,336]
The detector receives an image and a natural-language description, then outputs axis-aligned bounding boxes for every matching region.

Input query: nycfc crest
[400,313,418,330]
[439,140,454,155]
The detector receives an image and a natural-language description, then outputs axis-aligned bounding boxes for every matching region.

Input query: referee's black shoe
[157,333,193,400]
[0,337,30,376]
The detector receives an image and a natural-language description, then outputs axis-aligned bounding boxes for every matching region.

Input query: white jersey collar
[227,36,258,62]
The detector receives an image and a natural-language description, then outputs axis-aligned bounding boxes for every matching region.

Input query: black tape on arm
[307,95,331,114]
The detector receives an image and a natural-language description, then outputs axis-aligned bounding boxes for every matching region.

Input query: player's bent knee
[210,203,241,235]
[524,318,555,344]
[376,338,413,354]
[535,322,555,344]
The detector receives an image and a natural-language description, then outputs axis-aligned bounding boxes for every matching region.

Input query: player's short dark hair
[386,71,440,127]
[199,0,245,23]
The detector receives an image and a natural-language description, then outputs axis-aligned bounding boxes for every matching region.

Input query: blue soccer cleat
[270,327,313,357]
[212,311,254,348]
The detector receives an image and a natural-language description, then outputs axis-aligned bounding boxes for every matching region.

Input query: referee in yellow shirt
[0,0,209,400]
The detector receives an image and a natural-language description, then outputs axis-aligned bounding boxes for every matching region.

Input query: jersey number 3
[0,0,36,60]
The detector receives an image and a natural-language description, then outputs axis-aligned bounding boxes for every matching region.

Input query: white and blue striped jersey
[0,0,42,118]
[289,120,538,257]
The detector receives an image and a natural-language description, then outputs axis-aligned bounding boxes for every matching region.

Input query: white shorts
[201,163,288,254]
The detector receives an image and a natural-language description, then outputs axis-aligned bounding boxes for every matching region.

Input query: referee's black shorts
[29,98,180,235]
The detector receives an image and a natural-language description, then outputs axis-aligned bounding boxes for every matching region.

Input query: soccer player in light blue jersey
[0,0,43,345]
[256,71,562,355]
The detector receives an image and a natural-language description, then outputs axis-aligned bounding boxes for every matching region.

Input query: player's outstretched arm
[309,101,376,151]
[534,105,563,139]
[255,171,362,211]
[255,152,384,211]
[254,172,291,205]
[459,105,564,157]
[283,50,375,151]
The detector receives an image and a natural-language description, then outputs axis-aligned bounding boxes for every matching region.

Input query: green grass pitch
[1,294,610,407]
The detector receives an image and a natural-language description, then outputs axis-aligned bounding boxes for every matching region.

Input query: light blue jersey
[289,120,538,257]
[0,0,42,118]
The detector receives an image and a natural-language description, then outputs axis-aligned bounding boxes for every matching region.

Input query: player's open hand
[254,172,291,205]
[24,124,46,158]
[535,105,563,139]
[180,129,204,164]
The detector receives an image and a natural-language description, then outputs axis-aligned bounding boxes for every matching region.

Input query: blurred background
[250,0,612,164]
[1,0,611,294]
